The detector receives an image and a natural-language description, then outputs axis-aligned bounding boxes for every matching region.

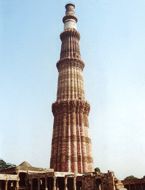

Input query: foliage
[94,167,101,173]
[124,175,138,180]
[0,159,16,170]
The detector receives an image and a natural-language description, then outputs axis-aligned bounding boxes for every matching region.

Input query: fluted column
[50,3,93,173]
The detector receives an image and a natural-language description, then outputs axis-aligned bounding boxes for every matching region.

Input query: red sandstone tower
[50,3,93,173]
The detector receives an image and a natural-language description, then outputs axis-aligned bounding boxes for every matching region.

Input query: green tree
[94,167,101,173]
[124,175,138,180]
[0,159,15,170]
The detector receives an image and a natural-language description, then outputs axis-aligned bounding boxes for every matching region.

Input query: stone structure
[0,3,127,190]
[0,174,19,190]
[123,177,145,190]
[0,161,125,190]
[0,161,54,190]
[50,3,93,174]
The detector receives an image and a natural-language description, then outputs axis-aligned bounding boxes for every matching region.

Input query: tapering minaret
[50,3,93,173]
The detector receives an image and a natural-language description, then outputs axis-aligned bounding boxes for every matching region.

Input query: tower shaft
[50,4,93,173]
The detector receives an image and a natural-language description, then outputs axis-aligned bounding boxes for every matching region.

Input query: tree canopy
[0,159,16,170]
[124,175,138,181]
[94,167,101,173]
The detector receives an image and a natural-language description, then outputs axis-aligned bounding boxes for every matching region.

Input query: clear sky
[0,0,145,180]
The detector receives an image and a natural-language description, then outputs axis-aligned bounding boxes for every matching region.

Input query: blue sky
[0,0,145,179]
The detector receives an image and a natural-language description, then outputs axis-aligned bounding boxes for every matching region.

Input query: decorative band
[52,135,91,144]
[57,58,84,71]
[52,100,90,115]
[51,155,93,163]
[60,29,80,40]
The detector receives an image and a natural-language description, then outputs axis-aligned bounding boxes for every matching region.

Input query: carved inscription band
[52,100,90,115]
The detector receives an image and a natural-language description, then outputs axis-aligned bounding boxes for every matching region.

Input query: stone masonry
[50,3,93,173]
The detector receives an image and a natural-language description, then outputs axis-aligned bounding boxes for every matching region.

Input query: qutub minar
[50,3,93,173]
[0,3,128,190]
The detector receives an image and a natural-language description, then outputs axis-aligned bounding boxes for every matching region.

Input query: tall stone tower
[50,3,93,173]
